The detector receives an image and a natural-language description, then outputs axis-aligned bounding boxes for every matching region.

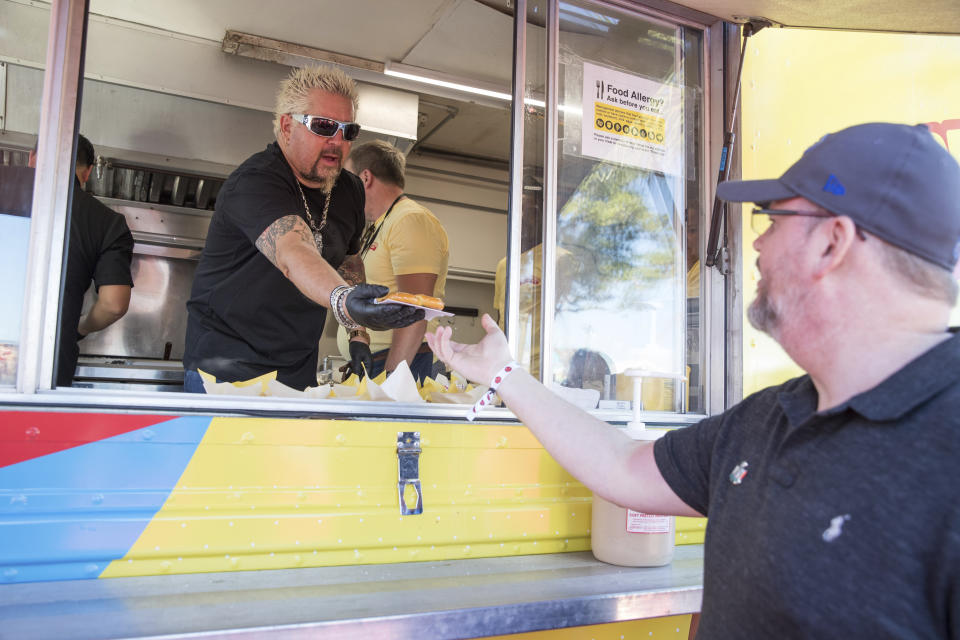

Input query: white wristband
[466,361,522,421]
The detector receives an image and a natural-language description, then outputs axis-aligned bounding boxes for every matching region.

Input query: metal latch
[397,431,423,515]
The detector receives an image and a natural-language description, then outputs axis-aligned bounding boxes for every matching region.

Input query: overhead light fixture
[384,61,512,102]
[381,61,585,114]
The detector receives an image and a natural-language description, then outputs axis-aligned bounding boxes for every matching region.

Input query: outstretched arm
[426,314,700,517]
[255,215,424,330]
[256,215,346,306]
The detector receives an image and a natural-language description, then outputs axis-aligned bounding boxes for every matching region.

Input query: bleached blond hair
[272,65,359,139]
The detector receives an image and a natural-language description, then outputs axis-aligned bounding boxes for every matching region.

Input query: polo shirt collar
[777,376,819,429]
[844,330,960,421]
[778,331,960,425]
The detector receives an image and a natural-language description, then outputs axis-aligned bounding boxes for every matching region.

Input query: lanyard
[360,193,405,259]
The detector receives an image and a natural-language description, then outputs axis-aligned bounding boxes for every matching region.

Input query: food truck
[1,0,958,638]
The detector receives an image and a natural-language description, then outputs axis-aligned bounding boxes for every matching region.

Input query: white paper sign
[625,509,672,534]
[581,61,682,175]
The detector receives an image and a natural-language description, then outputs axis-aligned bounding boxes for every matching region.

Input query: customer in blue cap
[427,123,960,638]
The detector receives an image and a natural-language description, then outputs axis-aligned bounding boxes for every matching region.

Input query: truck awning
[674,0,960,35]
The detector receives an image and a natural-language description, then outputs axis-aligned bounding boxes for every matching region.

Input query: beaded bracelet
[466,361,522,421]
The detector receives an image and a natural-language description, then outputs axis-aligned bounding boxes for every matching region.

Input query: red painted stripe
[0,412,176,467]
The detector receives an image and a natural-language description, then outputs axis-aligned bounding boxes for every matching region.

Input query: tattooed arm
[255,214,346,308]
[337,253,366,286]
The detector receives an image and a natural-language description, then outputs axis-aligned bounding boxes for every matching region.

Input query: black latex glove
[345,283,425,331]
[345,340,373,380]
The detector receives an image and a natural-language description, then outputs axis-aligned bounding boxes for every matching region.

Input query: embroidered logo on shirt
[729,461,749,485]
[822,514,851,542]
[369,243,378,251]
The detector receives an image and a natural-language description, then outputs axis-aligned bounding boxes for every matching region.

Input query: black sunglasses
[291,114,361,141]
[751,207,867,240]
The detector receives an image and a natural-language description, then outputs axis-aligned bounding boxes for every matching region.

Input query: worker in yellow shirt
[337,141,449,381]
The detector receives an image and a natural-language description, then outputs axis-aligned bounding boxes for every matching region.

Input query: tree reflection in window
[557,163,677,313]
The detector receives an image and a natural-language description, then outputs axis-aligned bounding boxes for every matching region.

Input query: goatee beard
[318,169,338,193]
[303,166,339,193]
[747,291,778,334]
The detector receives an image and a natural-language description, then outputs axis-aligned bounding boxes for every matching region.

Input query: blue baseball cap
[717,123,960,270]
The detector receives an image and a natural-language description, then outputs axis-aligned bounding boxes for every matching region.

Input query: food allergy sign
[582,61,682,175]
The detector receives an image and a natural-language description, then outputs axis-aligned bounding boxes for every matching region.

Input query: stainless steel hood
[218,31,420,154]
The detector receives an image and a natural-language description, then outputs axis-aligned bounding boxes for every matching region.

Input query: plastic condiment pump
[590,369,677,567]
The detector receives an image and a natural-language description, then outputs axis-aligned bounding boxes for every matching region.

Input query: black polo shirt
[184,142,364,390]
[655,331,960,638]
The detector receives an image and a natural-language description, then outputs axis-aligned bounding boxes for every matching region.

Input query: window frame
[5,0,735,425]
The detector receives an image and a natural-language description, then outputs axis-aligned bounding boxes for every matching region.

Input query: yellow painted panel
[101,417,702,578]
[740,29,960,393]
[481,614,693,639]
[676,516,706,545]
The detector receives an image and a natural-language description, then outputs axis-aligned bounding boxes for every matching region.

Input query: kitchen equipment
[131,170,146,202]
[113,168,135,200]
[182,176,199,207]
[148,172,164,202]
[76,196,212,390]
[86,156,114,197]
[195,178,214,209]
[170,175,188,206]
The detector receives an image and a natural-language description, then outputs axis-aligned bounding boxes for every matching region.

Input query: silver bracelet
[329,284,348,315]
[329,284,361,330]
[340,295,360,330]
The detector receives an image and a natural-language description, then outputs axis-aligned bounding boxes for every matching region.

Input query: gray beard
[747,292,778,334]
[303,165,339,193]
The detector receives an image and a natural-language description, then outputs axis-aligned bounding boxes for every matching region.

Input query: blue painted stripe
[0,416,210,583]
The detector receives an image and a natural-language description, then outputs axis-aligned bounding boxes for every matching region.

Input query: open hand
[425,314,515,387]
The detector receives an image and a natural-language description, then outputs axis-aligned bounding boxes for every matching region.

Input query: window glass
[0,1,50,386]
[549,1,705,413]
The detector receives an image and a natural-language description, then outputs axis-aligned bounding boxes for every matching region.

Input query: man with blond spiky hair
[184,65,422,391]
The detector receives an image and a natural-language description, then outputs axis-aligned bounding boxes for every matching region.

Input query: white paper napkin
[380,360,426,403]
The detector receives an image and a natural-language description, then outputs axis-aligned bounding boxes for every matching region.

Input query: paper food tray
[373,297,453,321]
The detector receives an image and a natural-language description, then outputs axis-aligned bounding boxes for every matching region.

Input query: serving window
[4,0,723,421]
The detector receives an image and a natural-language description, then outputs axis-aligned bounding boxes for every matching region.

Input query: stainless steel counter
[0,547,703,639]
[74,357,185,392]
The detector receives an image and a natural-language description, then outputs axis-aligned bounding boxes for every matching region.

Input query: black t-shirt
[58,179,134,386]
[654,331,960,638]
[184,142,364,390]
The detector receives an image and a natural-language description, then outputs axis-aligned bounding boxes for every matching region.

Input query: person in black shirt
[425,123,960,638]
[28,135,135,387]
[184,65,422,391]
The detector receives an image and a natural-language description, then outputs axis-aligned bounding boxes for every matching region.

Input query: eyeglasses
[290,114,361,141]
[751,208,867,240]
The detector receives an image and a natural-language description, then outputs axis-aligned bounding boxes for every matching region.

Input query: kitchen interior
[1,0,530,391]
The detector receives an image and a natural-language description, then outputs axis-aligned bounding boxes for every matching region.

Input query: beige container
[591,499,675,566]
[592,372,678,567]
[591,426,675,566]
